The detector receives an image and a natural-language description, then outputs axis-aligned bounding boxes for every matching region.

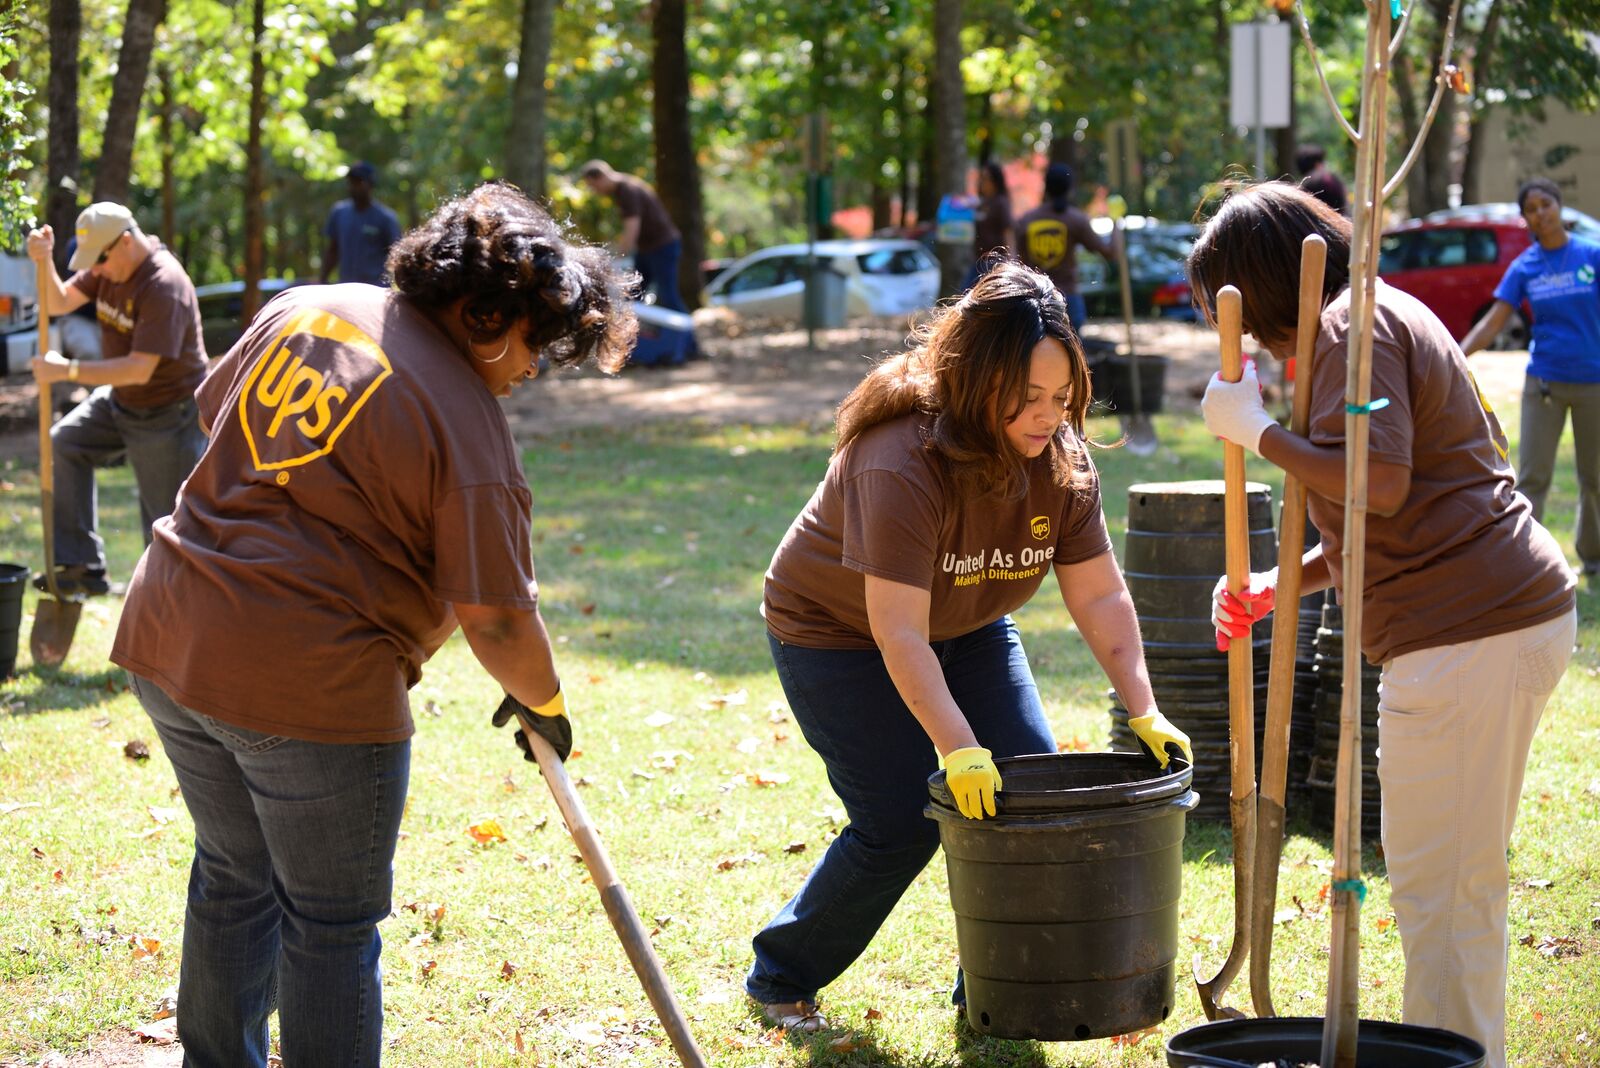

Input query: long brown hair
[835,260,1094,499]
[1187,181,1353,347]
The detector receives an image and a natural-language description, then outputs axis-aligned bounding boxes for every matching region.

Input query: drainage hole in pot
[979,1012,990,1028]
[1162,1003,1171,1020]
[1074,1024,1090,1040]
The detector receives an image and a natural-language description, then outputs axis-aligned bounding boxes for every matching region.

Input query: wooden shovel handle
[37,258,59,589]
[515,713,709,1068]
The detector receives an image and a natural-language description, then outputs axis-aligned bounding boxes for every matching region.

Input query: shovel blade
[30,597,83,668]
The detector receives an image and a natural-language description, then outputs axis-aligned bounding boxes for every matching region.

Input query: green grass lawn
[1,404,1596,1066]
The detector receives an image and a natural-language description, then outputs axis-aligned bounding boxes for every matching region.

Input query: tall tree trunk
[158,62,175,244]
[46,0,82,275]
[94,0,167,203]
[931,0,966,295]
[1459,0,1503,205]
[505,0,556,198]
[894,48,911,229]
[1392,51,1429,217]
[241,0,266,321]
[915,79,938,227]
[651,0,705,309]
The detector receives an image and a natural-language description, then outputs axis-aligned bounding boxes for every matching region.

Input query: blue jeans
[634,239,688,314]
[131,674,410,1068]
[52,386,204,568]
[745,617,1055,1006]
[1064,292,1088,336]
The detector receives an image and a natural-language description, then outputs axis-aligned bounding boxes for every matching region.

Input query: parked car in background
[195,277,304,356]
[1076,219,1199,321]
[1379,203,1600,348]
[705,239,940,320]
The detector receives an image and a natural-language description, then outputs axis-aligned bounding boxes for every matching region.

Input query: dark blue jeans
[635,238,687,314]
[745,616,1055,1006]
[132,674,410,1068]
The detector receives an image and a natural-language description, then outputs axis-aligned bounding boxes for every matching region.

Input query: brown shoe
[759,999,830,1033]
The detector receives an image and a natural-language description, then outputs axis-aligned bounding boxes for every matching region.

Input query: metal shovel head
[1124,416,1159,457]
[30,596,83,669]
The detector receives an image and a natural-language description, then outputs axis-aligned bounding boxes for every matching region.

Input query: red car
[1379,204,1600,348]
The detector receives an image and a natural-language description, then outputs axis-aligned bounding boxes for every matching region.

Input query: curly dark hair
[388,181,637,373]
[1516,176,1563,212]
[836,260,1095,501]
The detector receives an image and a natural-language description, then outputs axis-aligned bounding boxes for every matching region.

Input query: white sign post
[1230,21,1293,178]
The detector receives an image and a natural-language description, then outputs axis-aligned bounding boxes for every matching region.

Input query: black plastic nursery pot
[926,752,1197,1041]
[0,562,26,678]
[1164,1017,1486,1067]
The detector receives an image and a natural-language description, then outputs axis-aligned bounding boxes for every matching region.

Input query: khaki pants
[1377,607,1576,1068]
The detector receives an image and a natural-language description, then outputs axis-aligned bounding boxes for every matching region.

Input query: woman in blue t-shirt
[1464,177,1600,576]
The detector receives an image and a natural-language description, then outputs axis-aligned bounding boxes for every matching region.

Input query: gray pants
[52,385,205,569]
[1517,375,1600,572]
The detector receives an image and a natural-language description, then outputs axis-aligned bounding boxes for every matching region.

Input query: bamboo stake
[1248,233,1326,1018]
[1322,6,1390,1065]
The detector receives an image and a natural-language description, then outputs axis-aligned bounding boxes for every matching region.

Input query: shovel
[513,710,709,1068]
[29,259,82,669]
[1248,233,1327,1017]
[1194,285,1255,1020]
[1109,198,1157,456]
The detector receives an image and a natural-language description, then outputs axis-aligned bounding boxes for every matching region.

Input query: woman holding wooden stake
[745,261,1190,1032]
[1190,182,1576,1068]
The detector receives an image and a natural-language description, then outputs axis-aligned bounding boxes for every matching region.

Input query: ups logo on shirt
[237,308,392,472]
[1026,221,1068,270]
[1030,515,1050,540]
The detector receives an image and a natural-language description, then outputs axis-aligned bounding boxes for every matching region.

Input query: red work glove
[1211,570,1277,651]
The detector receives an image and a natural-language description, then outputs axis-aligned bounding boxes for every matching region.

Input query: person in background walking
[1195,182,1575,1068]
[112,182,637,1068]
[965,160,1016,289]
[320,161,402,286]
[1296,143,1348,215]
[1017,163,1114,332]
[25,202,207,596]
[579,159,687,314]
[1462,176,1600,579]
[745,260,1190,1033]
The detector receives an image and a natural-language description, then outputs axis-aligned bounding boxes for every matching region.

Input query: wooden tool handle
[37,259,59,587]
[1217,286,1247,597]
[516,714,709,1068]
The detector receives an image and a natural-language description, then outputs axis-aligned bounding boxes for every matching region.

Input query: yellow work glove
[1128,711,1193,770]
[942,746,1003,820]
[491,686,572,763]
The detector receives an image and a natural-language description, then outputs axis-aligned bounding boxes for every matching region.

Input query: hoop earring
[471,336,511,363]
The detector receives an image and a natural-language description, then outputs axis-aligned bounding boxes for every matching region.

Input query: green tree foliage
[0,3,39,246]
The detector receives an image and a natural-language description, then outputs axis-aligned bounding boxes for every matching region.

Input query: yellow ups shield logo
[237,308,392,472]
[1030,515,1050,540]
[1026,220,1069,270]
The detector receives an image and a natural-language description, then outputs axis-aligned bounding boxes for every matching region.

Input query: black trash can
[1166,1017,1485,1067]
[0,563,26,679]
[926,752,1197,1041]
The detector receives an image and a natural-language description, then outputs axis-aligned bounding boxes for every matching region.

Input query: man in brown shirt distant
[1016,162,1114,331]
[26,202,207,596]
[579,159,687,314]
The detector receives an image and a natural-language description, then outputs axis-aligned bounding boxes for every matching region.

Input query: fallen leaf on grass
[714,852,763,872]
[147,806,182,825]
[500,960,519,979]
[151,990,178,1020]
[829,1036,865,1053]
[0,802,41,815]
[30,846,45,860]
[644,711,675,728]
[420,960,437,979]
[784,842,807,854]
[129,936,162,959]
[1376,916,1395,932]
[1110,1025,1160,1046]
[468,820,507,844]
[580,603,596,615]
[1525,877,1555,890]
[747,770,790,787]
[650,750,688,771]
[728,1029,786,1049]
[566,1021,607,1045]
[1531,935,1582,959]
[701,689,749,710]
[132,1018,179,1044]
[124,740,151,762]
[90,717,111,729]
[736,737,761,754]
[1056,736,1092,753]
[864,1007,882,1020]
[1274,907,1299,925]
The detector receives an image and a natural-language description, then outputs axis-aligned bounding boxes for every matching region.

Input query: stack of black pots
[1111,481,1275,823]
[1307,593,1384,836]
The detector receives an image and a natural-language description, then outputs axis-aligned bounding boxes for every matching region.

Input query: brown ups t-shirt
[613,176,681,254]
[69,244,206,408]
[763,415,1113,648]
[111,284,539,743]
[1306,281,1574,664]
[1016,203,1106,296]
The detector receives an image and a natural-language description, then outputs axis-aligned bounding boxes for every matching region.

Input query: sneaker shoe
[757,999,830,1034]
[32,565,115,598]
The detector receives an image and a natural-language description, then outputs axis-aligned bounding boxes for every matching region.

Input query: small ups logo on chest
[237,308,392,472]
[1030,515,1051,541]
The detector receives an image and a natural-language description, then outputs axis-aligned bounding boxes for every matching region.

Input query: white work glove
[1201,361,1277,457]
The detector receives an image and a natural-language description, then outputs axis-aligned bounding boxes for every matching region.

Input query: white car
[705,239,940,320]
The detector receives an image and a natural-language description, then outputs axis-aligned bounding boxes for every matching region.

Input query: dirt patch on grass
[0,1030,184,1068]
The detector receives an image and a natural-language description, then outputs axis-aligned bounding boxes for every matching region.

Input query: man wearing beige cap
[25,202,207,597]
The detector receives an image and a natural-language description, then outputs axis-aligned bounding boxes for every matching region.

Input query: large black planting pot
[926,752,1197,1041]
[1165,1017,1485,1067]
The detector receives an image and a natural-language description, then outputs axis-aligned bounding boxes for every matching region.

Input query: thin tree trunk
[46,0,82,275]
[932,0,966,294]
[1391,51,1428,216]
[651,0,705,309]
[158,63,175,244]
[916,81,938,226]
[894,48,911,229]
[505,0,556,198]
[95,0,167,203]
[1459,0,1502,205]
[242,0,266,321]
